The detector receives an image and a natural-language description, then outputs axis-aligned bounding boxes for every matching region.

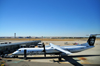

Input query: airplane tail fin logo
[87,36,96,46]
[87,34,100,46]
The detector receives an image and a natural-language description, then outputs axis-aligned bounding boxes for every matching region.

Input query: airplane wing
[50,43,72,55]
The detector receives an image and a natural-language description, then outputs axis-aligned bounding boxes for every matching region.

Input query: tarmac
[0,40,100,66]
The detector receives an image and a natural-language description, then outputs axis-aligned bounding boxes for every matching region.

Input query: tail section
[87,34,100,46]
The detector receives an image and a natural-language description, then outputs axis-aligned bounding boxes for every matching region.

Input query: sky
[0,0,100,37]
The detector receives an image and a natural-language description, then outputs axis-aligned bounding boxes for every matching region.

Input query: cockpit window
[19,50,21,51]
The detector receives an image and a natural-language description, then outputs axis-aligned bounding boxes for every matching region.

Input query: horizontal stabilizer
[90,34,100,37]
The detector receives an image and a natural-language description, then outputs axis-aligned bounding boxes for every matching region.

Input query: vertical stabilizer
[87,34,100,46]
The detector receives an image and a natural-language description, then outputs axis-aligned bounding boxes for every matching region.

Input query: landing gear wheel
[13,55,18,58]
[16,55,18,58]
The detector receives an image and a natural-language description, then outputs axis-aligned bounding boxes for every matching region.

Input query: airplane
[12,34,100,60]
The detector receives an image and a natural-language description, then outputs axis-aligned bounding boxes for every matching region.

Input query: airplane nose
[12,52,16,55]
[12,51,18,55]
[12,52,15,55]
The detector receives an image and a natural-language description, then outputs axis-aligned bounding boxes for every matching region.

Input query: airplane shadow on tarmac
[18,55,100,66]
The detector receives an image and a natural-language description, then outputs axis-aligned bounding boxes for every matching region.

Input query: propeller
[43,43,46,57]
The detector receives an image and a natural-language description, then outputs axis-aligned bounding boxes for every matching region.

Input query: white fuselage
[12,45,94,55]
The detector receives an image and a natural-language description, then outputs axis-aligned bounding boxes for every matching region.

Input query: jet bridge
[0,40,41,55]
